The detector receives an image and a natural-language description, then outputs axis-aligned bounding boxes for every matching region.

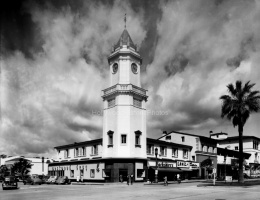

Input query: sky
[1,0,260,158]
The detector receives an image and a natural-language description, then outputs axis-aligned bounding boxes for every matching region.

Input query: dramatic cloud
[1,0,260,158]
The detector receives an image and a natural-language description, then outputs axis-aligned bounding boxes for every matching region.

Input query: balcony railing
[102,84,147,99]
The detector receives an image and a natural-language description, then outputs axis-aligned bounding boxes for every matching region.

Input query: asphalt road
[1,182,260,200]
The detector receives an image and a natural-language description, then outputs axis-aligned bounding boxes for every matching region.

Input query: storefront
[147,160,200,181]
[249,163,260,177]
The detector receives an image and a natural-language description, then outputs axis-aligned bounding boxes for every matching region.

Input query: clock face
[112,63,118,74]
[131,63,138,74]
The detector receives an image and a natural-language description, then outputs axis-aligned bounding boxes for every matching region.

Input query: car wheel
[39,183,41,185]
[24,182,26,185]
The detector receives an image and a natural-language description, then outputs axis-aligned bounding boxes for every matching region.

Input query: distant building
[1,156,51,175]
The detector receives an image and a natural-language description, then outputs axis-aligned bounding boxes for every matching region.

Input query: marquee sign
[177,161,190,168]
[189,162,200,169]
[158,162,176,168]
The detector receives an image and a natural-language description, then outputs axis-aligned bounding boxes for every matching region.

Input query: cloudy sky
[1,0,260,158]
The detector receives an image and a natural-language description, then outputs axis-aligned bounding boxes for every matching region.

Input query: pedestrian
[127,174,129,185]
[130,174,134,185]
[164,176,168,186]
[177,174,181,184]
[119,174,123,183]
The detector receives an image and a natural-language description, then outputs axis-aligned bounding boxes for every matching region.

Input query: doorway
[119,169,128,182]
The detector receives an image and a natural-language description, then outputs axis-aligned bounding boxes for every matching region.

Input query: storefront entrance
[119,169,128,182]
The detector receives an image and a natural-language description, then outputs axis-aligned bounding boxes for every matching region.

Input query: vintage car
[55,176,71,185]
[2,176,18,190]
[46,176,58,184]
[23,175,43,185]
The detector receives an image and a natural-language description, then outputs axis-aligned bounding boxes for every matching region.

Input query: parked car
[40,175,50,184]
[55,176,71,185]
[46,176,58,184]
[2,176,18,190]
[23,175,43,185]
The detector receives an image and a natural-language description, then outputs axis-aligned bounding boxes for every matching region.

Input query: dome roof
[114,29,137,50]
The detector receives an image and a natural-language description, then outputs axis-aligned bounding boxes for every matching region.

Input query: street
[1,182,260,200]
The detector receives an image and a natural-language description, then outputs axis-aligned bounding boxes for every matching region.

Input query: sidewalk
[197,178,260,187]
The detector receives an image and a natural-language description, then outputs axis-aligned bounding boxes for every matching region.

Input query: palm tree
[220,80,260,183]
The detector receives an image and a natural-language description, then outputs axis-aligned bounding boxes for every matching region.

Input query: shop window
[183,149,188,159]
[121,134,127,144]
[91,145,98,155]
[107,130,114,147]
[160,146,167,156]
[137,169,145,178]
[102,169,111,178]
[146,144,154,155]
[90,169,95,178]
[135,130,142,147]
[172,148,178,158]
[108,98,115,108]
[181,136,185,142]
[70,170,74,178]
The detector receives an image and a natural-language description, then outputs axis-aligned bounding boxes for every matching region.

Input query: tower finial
[124,13,126,29]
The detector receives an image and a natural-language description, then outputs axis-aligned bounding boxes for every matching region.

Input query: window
[91,145,98,155]
[160,146,167,156]
[107,130,114,147]
[90,169,95,178]
[108,135,113,145]
[183,149,188,159]
[166,135,171,140]
[80,169,84,177]
[133,98,142,108]
[64,149,70,158]
[135,130,142,147]
[147,144,154,154]
[181,136,185,142]
[108,98,115,108]
[135,135,140,146]
[203,145,207,152]
[192,156,195,161]
[77,147,85,156]
[235,146,238,150]
[172,148,178,157]
[121,134,127,144]
[253,140,259,150]
[74,148,78,157]
[70,170,74,178]
[208,147,212,153]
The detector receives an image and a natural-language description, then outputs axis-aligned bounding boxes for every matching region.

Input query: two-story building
[214,134,260,177]
[158,131,218,179]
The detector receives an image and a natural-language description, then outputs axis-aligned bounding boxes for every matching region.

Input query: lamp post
[155,147,158,183]
[224,147,227,182]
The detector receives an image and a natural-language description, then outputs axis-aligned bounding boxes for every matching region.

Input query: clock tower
[102,28,148,159]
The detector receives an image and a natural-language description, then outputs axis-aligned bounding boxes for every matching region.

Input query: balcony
[102,84,148,99]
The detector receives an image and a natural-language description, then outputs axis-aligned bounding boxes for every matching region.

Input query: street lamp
[224,147,227,182]
[155,147,158,183]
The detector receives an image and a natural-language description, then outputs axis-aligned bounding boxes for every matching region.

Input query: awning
[151,167,182,172]
[179,168,192,172]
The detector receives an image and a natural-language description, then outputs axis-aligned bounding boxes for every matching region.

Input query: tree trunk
[238,124,244,183]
